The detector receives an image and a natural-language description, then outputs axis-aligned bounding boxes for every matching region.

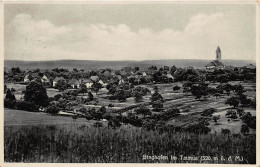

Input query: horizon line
[4,58,256,62]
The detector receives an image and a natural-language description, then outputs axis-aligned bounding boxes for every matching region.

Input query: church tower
[216,46,221,61]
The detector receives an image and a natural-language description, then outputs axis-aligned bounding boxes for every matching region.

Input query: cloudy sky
[4,4,256,61]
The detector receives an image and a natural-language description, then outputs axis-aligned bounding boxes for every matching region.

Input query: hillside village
[4,46,257,163]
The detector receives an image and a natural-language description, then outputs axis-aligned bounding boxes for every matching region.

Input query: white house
[68,79,80,89]
[41,75,49,83]
[119,78,125,85]
[82,79,93,88]
[24,74,30,83]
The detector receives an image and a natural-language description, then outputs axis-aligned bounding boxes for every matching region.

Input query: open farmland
[5,81,256,135]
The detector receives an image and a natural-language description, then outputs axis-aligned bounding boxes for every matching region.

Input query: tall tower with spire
[216,46,221,61]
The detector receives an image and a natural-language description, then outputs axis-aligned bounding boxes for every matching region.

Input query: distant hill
[4,59,256,71]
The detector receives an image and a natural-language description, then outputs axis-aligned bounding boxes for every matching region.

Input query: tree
[152,100,163,112]
[134,67,139,72]
[151,88,163,111]
[213,115,220,124]
[133,91,143,102]
[164,108,180,119]
[55,79,68,92]
[216,85,224,94]
[5,89,16,101]
[173,85,181,91]
[11,87,16,92]
[241,112,256,129]
[92,82,102,95]
[4,85,7,94]
[88,92,94,101]
[164,66,170,71]
[11,67,21,74]
[24,81,49,107]
[201,108,216,117]
[239,94,251,107]
[223,83,233,96]
[250,98,256,109]
[135,105,151,118]
[99,106,106,114]
[225,96,240,108]
[148,66,157,71]
[116,89,127,102]
[78,84,88,95]
[221,128,230,135]
[240,124,249,135]
[216,74,229,83]
[236,108,245,117]
[225,109,238,119]
[234,85,245,95]
[46,103,60,115]
[191,83,208,100]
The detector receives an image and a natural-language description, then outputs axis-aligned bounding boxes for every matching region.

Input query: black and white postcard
[1,1,259,166]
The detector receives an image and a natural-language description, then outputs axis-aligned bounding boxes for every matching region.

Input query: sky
[4,4,256,61]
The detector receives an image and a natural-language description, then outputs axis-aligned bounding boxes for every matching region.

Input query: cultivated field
[5,81,256,134]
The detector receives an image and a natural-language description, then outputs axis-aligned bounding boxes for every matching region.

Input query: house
[41,75,49,83]
[24,74,30,83]
[103,71,111,77]
[109,76,119,85]
[90,76,99,82]
[81,78,93,88]
[120,70,127,76]
[98,79,107,87]
[123,67,132,74]
[142,72,147,77]
[110,71,116,76]
[166,73,174,79]
[119,78,125,85]
[244,64,255,69]
[67,79,80,89]
[53,77,65,87]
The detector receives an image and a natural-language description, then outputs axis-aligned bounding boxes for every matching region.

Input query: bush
[225,96,240,108]
[46,104,60,115]
[201,108,216,117]
[221,128,230,135]
[236,108,245,117]
[5,89,16,101]
[4,99,17,109]
[16,100,40,112]
[152,100,163,111]
[213,115,220,124]
[134,105,151,118]
[173,85,181,91]
[241,124,250,135]
[163,108,180,119]
[226,110,238,119]
[241,112,256,129]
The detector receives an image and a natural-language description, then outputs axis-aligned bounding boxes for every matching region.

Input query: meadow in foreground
[4,124,256,163]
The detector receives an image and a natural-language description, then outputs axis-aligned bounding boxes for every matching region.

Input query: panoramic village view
[4,47,256,163]
[3,4,256,164]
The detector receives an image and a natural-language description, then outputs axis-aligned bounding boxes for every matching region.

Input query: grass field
[4,108,97,126]
[4,124,256,163]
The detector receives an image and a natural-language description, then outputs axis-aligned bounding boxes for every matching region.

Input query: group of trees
[4,81,50,112]
[225,95,255,109]
[151,86,164,111]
